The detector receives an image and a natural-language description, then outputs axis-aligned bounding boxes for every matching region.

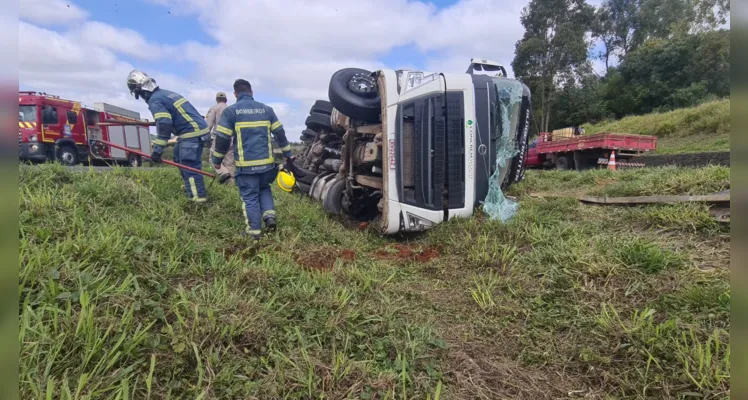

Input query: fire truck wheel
[57,145,78,166]
[128,153,141,168]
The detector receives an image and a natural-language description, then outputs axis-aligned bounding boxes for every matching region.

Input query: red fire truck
[18,91,152,166]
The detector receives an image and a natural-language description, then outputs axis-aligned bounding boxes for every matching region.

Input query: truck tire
[311,100,334,115]
[301,129,318,141]
[57,145,78,166]
[305,112,332,131]
[555,156,572,170]
[322,178,346,215]
[296,181,311,195]
[128,153,142,167]
[328,68,381,122]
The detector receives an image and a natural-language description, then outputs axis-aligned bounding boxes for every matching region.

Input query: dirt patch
[372,244,440,263]
[296,247,357,272]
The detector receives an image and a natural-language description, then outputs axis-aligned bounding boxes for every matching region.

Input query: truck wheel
[128,153,141,167]
[328,68,381,122]
[555,156,572,170]
[305,112,332,131]
[296,181,311,195]
[310,100,334,115]
[301,129,318,142]
[57,145,78,166]
[322,179,346,215]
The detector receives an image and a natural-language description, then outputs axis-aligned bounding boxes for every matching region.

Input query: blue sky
[19,0,607,140]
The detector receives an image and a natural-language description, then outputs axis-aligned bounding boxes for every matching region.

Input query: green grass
[20,165,730,399]
[583,99,730,154]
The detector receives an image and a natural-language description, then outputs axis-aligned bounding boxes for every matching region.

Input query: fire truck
[18,91,152,166]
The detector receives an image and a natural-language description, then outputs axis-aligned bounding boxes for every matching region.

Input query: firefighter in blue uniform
[211,79,293,240]
[126,69,210,202]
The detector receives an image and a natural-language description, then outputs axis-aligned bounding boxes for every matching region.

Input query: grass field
[19,164,730,399]
[583,99,730,155]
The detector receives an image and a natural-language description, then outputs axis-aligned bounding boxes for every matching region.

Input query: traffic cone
[607,151,617,171]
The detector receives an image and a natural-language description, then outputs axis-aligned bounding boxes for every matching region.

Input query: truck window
[19,105,36,122]
[66,110,78,124]
[42,106,58,124]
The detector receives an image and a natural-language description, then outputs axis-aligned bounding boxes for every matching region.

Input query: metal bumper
[19,142,48,162]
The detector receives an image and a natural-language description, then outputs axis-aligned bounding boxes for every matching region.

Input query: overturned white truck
[293,59,531,234]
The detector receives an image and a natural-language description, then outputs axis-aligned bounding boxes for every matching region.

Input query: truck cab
[294,60,531,234]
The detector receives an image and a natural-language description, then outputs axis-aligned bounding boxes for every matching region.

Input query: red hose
[93,139,217,178]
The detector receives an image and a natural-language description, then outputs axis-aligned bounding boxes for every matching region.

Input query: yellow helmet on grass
[276,169,296,192]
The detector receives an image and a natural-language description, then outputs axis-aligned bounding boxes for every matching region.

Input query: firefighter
[206,92,234,184]
[211,79,293,240]
[126,70,210,203]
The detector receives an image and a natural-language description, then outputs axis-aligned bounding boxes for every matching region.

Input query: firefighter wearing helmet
[127,69,211,203]
[211,79,295,240]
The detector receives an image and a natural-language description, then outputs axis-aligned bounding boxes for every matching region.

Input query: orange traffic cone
[608,151,617,171]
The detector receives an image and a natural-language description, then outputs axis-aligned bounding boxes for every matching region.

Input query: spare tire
[305,112,332,131]
[328,68,381,122]
[311,100,334,115]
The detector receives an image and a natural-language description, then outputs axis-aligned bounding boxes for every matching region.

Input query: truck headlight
[406,212,435,230]
[29,135,37,142]
[30,144,39,152]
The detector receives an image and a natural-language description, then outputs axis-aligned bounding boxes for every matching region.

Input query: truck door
[40,104,61,142]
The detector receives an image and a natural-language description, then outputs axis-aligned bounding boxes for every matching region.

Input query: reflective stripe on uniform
[280,144,291,152]
[173,98,200,131]
[213,151,225,158]
[153,139,168,146]
[248,230,262,236]
[178,128,209,140]
[235,121,271,164]
[189,177,199,199]
[271,121,282,131]
[242,206,251,232]
[216,125,233,136]
[263,210,276,218]
[154,112,172,120]
[192,197,207,203]
[235,156,274,167]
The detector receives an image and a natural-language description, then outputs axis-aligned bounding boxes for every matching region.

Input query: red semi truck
[524,132,657,170]
[18,91,152,167]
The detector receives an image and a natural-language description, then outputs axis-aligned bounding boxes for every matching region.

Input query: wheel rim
[61,151,74,165]
[347,73,377,98]
[130,155,139,167]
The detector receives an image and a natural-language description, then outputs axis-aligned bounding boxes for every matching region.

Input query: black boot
[264,216,277,232]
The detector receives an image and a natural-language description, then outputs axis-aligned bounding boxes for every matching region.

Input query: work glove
[150,151,162,163]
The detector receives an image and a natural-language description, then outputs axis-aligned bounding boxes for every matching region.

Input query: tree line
[511,0,730,134]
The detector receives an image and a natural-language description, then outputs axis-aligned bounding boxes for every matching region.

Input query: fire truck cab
[18,91,152,166]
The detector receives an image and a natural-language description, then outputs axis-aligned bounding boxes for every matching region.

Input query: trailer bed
[536,133,657,155]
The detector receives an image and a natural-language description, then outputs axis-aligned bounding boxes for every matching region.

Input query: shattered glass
[482,79,523,223]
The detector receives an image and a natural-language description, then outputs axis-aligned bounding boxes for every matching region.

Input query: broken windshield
[481,78,524,222]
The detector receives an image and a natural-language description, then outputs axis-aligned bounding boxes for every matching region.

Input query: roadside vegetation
[20,164,730,399]
[583,99,730,154]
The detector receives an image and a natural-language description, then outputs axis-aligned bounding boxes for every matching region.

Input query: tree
[602,29,730,117]
[512,0,595,133]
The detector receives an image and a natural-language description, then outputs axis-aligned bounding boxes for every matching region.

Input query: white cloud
[70,22,174,61]
[20,0,88,26]
[19,0,537,140]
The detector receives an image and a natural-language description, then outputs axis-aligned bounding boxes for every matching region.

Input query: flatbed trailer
[525,132,657,170]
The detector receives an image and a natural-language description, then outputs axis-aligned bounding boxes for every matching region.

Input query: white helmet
[126,69,159,99]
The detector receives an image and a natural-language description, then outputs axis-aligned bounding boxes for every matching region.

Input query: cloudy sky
[19,0,603,140]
